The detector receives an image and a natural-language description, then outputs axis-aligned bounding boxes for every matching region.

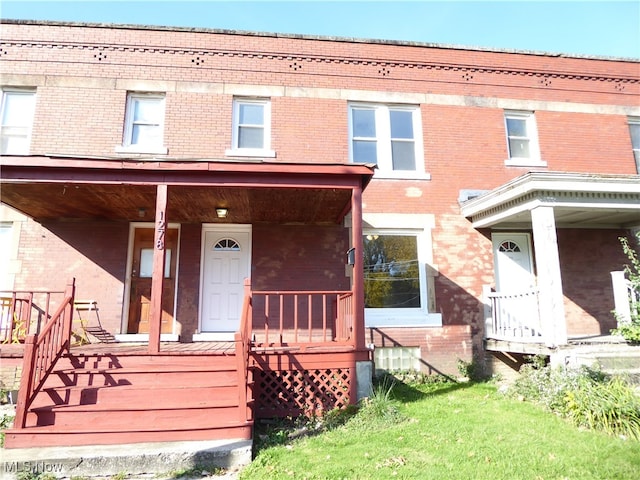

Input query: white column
[531,206,567,346]
[611,271,631,325]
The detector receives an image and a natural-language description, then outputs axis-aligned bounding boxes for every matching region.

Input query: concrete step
[0,438,252,479]
[31,384,240,410]
[562,344,640,381]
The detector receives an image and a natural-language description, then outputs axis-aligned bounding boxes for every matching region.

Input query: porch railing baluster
[279,295,284,343]
[294,294,299,343]
[485,287,543,343]
[249,289,354,348]
[307,294,312,343]
[322,294,327,342]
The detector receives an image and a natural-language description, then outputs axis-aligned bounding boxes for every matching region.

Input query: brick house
[0,20,639,448]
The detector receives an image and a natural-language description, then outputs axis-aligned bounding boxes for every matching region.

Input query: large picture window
[361,215,441,327]
[364,234,421,309]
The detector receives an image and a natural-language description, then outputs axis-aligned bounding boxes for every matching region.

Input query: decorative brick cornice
[1,39,638,87]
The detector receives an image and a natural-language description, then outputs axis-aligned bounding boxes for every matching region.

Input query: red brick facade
[1,20,639,375]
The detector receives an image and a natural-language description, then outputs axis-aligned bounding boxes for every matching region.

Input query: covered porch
[461,172,640,352]
[0,154,375,448]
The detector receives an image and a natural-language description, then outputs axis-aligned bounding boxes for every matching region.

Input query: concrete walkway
[1,438,252,480]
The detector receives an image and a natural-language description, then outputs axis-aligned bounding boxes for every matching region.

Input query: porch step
[5,419,253,449]
[0,438,252,477]
[4,350,254,449]
[24,406,247,431]
[30,384,240,411]
[561,343,640,381]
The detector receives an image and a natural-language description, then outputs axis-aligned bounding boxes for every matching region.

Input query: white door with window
[198,226,251,338]
[492,233,535,292]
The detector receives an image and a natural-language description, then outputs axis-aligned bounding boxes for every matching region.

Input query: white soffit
[461,172,640,229]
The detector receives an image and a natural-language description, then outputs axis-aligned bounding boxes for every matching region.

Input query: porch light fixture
[216,208,228,218]
[138,208,146,218]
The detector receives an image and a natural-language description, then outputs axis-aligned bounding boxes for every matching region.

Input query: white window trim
[225,98,275,158]
[1,89,36,155]
[349,103,428,179]
[115,93,168,155]
[504,110,546,167]
[362,213,441,327]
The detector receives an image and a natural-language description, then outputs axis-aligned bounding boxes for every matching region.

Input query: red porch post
[351,184,365,350]
[149,184,168,354]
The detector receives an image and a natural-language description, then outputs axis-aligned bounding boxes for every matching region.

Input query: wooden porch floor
[1,339,357,359]
[0,341,237,358]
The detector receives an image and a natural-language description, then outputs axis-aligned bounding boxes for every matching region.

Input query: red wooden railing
[249,287,354,348]
[13,279,76,429]
[1,290,63,344]
[235,279,254,424]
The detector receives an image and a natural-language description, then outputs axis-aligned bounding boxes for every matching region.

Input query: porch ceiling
[0,156,375,224]
[461,172,640,229]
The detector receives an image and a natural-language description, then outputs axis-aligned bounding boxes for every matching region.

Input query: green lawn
[240,381,640,480]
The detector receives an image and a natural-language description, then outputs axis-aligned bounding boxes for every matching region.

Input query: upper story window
[629,118,640,173]
[226,98,275,157]
[504,110,545,166]
[1,89,36,155]
[349,103,426,178]
[116,93,167,154]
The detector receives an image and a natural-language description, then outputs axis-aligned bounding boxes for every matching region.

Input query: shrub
[565,375,640,440]
[611,233,640,344]
[508,359,640,440]
[456,357,486,381]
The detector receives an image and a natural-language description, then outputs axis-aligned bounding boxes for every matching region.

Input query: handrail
[251,289,354,348]
[13,279,75,429]
[235,279,253,424]
[485,287,543,343]
[1,290,64,343]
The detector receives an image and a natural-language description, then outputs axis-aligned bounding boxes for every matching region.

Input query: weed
[111,472,128,480]
[384,369,451,385]
[565,374,640,440]
[0,409,15,447]
[456,358,486,381]
[168,465,223,478]
[355,374,405,426]
[16,473,57,480]
[508,360,640,440]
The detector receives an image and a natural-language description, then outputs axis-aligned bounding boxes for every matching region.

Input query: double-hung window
[349,104,425,178]
[1,90,36,155]
[117,93,167,154]
[628,118,640,173]
[504,110,544,166]
[227,98,274,157]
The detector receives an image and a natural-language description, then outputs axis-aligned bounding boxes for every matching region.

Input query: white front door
[200,225,251,334]
[492,233,534,292]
